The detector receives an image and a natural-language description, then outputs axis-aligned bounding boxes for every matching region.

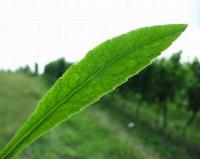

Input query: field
[106,92,200,144]
[0,72,199,159]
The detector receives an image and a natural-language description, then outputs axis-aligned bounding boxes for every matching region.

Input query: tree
[16,65,32,75]
[185,82,200,128]
[184,58,200,129]
[34,63,38,76]
[44,58,72,83]
[148,51,186,128]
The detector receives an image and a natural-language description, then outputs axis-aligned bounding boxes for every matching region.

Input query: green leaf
[0,24,187,159]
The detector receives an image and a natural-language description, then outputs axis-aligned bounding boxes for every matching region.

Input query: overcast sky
[0,0,199,72]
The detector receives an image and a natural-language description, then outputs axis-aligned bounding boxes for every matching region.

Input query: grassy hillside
[109,93,200,143]
[0,72,197,159]
[0,72,47,146]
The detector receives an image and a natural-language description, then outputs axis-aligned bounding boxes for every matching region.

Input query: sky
[0,0,199,72]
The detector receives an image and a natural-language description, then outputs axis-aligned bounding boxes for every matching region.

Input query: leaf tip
[176,23,188,32]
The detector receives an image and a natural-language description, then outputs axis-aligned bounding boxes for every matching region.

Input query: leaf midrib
[1,29,180,159]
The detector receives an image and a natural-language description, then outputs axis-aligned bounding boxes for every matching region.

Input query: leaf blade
[0,24,187,159]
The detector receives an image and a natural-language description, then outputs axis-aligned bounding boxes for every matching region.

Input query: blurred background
[0,0,200,159]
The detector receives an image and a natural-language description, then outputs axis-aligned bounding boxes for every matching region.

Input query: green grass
[19,105,161,159]
[0,72,197,159]
[125,97,200,143]
[0,72,158,159]
[0,72,47,146]
[104,93,200,158]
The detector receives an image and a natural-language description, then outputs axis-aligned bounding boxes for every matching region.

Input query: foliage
[103,93,200,158]
[119,51,190,128]
[0,72,195,159]
[44,58,72,83]
[187,82,200,114]
[0,24,187,159]
[113,49,200,138]
[184,59,200,128]
[16,65,32,75]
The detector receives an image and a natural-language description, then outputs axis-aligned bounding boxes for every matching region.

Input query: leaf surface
[0,24,187,159]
